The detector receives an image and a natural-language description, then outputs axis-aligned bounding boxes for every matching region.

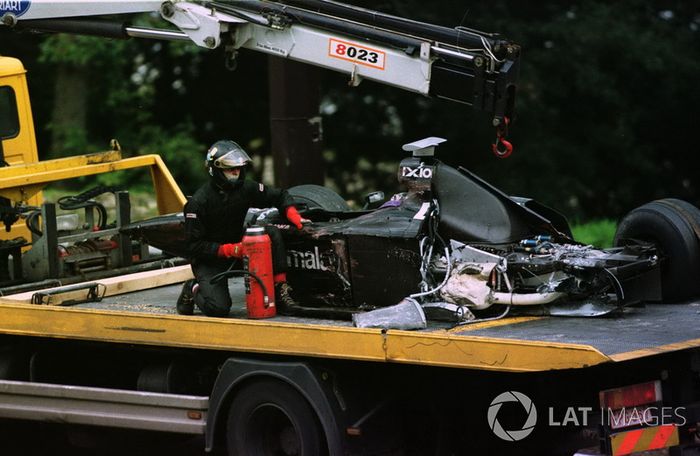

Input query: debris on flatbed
[353,298,426,330]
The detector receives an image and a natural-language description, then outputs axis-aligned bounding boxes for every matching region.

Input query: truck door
[0,57,43,242]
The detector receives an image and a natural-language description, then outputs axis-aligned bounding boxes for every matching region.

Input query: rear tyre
[614,198,700,302]
[226,379,323,456]
[288,185,349,212]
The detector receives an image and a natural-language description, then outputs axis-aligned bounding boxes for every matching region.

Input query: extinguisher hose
[210,269,270,306]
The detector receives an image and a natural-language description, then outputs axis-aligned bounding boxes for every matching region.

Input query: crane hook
[492,137,513,158]
[491,116,514,159]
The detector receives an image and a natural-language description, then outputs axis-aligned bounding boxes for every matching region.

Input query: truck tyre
[288,185,350,212]
[614,198,700,302]
[226,378,324,456]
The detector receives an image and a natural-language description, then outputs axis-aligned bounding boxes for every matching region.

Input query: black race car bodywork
[124,139,700,322]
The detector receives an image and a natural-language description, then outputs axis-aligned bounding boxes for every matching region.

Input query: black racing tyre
[613,198,700,302]
[288,185,350,212]
[226,379,324,456]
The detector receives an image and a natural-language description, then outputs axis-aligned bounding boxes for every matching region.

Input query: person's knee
[196,299,230,317]
[194,293,231,317]
[200,306,230,317]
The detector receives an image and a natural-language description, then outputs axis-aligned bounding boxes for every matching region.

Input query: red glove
[217,242,243,258]
[285,206,304,230]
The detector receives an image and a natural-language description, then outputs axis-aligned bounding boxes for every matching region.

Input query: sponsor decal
[0,0,31,17]
[401,165,433,179]
[287,246,336,272]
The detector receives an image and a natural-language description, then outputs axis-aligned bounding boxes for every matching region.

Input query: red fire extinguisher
[241,227,276,319]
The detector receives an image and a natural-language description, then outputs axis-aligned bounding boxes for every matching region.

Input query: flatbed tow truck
[1,1,700,455]
[0,253,698,455]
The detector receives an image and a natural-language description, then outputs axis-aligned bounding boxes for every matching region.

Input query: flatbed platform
[0,266,698,373]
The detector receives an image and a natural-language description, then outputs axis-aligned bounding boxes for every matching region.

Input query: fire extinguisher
[241,227,276,319]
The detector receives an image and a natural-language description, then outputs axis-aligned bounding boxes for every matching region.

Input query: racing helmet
[205,140,252,188]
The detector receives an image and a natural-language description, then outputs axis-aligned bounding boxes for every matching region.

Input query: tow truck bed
[0,266,698,373]
[462,303,700,361]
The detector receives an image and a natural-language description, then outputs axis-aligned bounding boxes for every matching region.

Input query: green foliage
[82,122,206,194]
[38,35,130,67]
[128,122,207,195]
[46,124,89,155]
[571,219,617,248]
[499,0,700,220]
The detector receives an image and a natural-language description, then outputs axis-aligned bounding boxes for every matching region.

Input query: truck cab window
[0,86,20,140]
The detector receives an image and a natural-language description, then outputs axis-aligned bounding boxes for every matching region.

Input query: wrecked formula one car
[126,137,700,324]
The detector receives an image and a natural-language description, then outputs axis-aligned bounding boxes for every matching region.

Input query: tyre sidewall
[614,201,700,302]
[226,379,323,456]
[288,185,349,212]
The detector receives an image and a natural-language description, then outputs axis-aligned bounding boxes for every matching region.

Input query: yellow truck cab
[0,56,39,165]
[0,56,42,241]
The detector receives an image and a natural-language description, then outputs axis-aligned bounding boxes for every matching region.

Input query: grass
[570,219,617,248]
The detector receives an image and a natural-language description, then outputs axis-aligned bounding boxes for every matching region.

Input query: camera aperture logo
[488,391,538,441]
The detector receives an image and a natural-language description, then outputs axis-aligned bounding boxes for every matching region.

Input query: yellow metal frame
[610,338,700,362]
[2,292,699,372]
[0,300,611,372]
[0,150,186,214]
[1,55,186,241]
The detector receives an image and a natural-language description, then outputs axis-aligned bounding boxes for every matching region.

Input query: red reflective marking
[648,425,675,449]
[616,429,643,455]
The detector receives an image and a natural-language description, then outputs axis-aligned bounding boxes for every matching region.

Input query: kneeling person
[176,140,305,317]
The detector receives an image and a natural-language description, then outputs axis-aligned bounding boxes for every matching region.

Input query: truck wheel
[288,185,350,212]
[614,198,700,302]
[226,379,324,456]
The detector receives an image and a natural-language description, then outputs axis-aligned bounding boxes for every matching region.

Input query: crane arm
[2,0,519,126]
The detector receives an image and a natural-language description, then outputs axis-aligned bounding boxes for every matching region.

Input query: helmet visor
[213,149,251,169]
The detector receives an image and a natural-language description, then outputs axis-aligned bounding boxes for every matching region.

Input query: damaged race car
[127,137,700,326]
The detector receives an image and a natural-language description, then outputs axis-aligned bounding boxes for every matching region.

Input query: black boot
[275,282,298,315]
[176,279,196,315]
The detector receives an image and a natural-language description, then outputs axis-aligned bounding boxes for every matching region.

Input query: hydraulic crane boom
[1,0,519,136]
